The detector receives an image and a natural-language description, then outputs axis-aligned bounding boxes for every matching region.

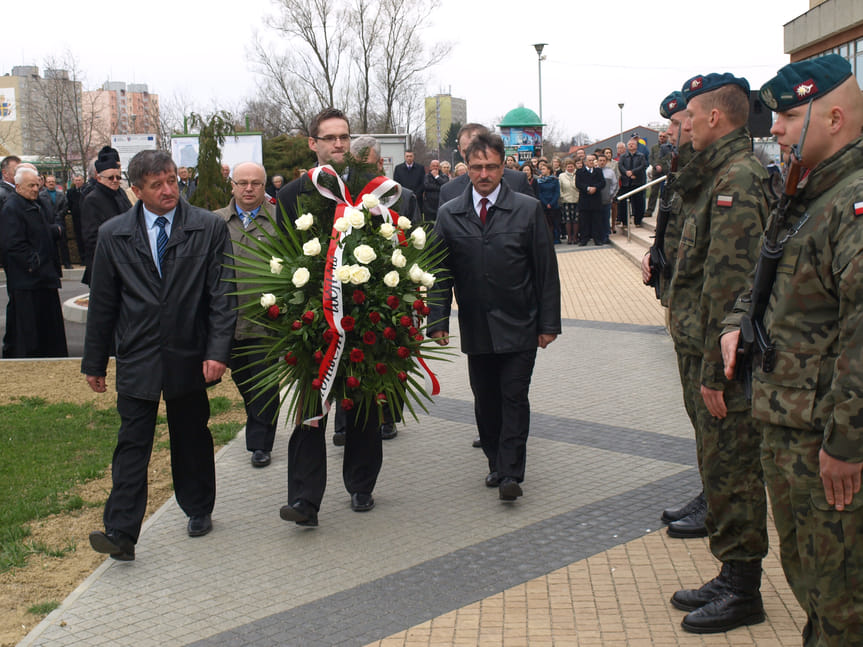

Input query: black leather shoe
[472,436,482,448]
[499,478,523,501]
[671,563,732,611]
[251,449,271,467]
[380,423,397,440]
[662,491,705,524]
[681,561,764,634]
[333,431,346,446]
[187,514,212,537]
[351,492,375,512]
[667,497,708,538]
[485,471,500,487]
[89,530,135,561]
[280,499,318,527]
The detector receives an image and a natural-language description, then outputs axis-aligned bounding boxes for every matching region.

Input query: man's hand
[430,330,449,346]
[86,375,107,393]
[820,449,863,511]
[626,170,634,178]
[656,165,663,173]
[203,360,227,383]
[701,385,727,419]
[538,334,557,349]
[588,186,596,194]
[721,331,739,380]
[641,252,652,284]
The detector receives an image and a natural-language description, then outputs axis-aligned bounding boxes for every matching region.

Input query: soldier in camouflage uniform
[646,131,673,216]
[722,55,863,646]
[642,93,708,534]
[665,73,771,634]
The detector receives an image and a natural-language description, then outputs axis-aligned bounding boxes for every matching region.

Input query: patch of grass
[27,601,60,616]
[210,396,233,416]
[210,422,242,446]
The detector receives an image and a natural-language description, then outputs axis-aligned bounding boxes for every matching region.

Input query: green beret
[660,91,687,119]
[759,54,852,112]
[682,73,750,100]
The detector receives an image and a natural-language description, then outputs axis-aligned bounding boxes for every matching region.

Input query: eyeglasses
[313,134,351,143]
[101,174,121,181]
[232,180,264,188]
[468,164,502,173]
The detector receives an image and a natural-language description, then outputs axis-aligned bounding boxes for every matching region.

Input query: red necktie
[479,197,489,225]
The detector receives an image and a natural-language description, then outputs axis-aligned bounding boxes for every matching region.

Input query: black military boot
[661,491,705,523]
[681,560,765,634]
[671,561,731,611]
[666,494,707,538]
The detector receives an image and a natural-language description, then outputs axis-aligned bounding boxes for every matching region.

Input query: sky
[4,0,811,144]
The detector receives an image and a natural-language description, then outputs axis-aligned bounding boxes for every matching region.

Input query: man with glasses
[81,146,131,285]
[429,133,561,503]
[215,162,280,468]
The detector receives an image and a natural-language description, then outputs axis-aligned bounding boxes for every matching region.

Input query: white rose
[346,207,366,228]
[335,264,353,283]
[391,249,407,268]
[291,267,310,288]
[303,238,322,256]
[362,194,380,209]
[408,263,424,283]
[353,244,377,265]
[379,222,396,239]
[383,270,400,288]
[397,216,412,230]
[294,213,314,231]
[350,265,371,284]
[410,227,426,250]
[260,293,276,308]
[421,272,435,288]
[269,256,284,275]
[334,216,350,233]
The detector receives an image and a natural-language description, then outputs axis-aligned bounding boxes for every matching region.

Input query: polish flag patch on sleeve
[854,201,863,216]
[716,195,734,207]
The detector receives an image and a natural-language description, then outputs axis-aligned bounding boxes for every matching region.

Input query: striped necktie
[155,216,168,272]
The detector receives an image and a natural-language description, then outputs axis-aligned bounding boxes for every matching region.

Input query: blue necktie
[155,216,168,272]
[241,210,253,229]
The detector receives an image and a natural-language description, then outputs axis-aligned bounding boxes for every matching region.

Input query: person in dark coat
[392,150,424,212]
[40,174,72,269]
[81,146,132,285]
[617,137,648,227]
[428,133,561,502]
[0,165,68,358]
[83,150,236,561]
[575,154,607,246]
[66,174,87,264]
[421,159,448,222]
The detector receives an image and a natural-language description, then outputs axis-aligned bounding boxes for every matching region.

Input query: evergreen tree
[188,112,234,211]
[262,134,317,183]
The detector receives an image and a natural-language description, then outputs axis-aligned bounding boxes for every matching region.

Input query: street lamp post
[533,43,547,122]
[618,103,624,143]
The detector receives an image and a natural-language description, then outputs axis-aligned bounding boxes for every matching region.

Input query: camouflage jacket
[650,142,673,174]
[728,136,863,462]
[658,143,695,306]
[666,128,768,388]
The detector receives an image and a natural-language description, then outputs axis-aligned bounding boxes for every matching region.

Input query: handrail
[616,175,668,243]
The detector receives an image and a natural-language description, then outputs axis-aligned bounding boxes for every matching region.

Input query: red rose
[386,295,400,309]
[408,326,418,336]
[397,371,408,382]
[323,329,335,343]
[397,346,410,359]
[341,398,354,411]
[413,299,424,312]
[313,350,323,364]
[383,327,397,341]
[369,311,381,324]
[375,363,388,375]
[291,320,302,330]
[421,306,430,316]
[350,348,364,363]
[311,378,322,390]
[346,376,360,389]
[284,352,298,365]
[341,316,355,331]
[353,290,366,305]
[376,392,387,402]
[414,333,424,341]
[399,315,412,327]
[363,331,377,345]
[302,310,315,324]
[267,305,280,319]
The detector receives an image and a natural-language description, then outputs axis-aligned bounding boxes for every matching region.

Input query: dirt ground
[0,360,246,647]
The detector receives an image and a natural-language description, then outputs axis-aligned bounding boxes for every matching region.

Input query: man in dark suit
[83,150,236,561]
[617,137,648,227]
[440,123,534,206]
[40,174,72,269]
[392,150,424,212]
[429,133,561,502]
[575,154,607,246]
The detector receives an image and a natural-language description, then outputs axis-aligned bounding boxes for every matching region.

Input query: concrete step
[609,215,657,268]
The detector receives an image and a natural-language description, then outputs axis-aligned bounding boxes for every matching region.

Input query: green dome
[498,106,544,127]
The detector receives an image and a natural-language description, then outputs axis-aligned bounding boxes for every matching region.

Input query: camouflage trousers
[675,349,768,562]
[761,423,863,646]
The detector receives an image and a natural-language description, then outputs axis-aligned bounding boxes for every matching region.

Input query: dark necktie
[479,197,489,225]
[155,216,168,272]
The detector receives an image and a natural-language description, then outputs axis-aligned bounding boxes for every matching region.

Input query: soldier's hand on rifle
[819,449,863,511]
[701,385,727,419]
[721,331,739,380]
[641,252,652,284]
